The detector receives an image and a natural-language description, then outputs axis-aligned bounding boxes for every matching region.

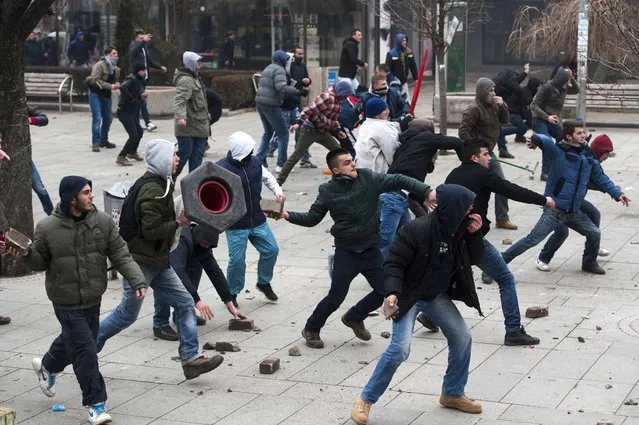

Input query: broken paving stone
[605,384,613,389]
[202,342,215,350]
[597,421,614,425]
[380,331,391,339]
[228,318,254,331]
[196,390,204,396]
[227,388,233,393]
[215,342,241,352]
[624,399,638,406]
[525,306,549,318]
[358,361,368,365]
[596,325,603,331]
[577,336,586,343]
[259,357,280,374]
[288,346,302,356]
[502,238,513,245]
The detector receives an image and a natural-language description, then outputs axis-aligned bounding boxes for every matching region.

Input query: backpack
[118,175,162,242]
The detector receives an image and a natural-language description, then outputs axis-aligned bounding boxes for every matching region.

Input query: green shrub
[210,74,257,110]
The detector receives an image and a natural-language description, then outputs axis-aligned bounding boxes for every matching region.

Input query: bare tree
[507,0,639,82]
[359,0,489,135]
[0,0,58,276]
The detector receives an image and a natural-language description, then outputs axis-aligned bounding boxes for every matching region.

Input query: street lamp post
[576,0,588,123]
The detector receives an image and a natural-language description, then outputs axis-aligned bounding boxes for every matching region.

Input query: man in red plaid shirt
[276,81,354,185]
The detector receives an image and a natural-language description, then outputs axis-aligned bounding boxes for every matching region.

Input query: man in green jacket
[281,148,435,348]
[5,176,147,425]
[96,139,224,380]
[174,51,211,177]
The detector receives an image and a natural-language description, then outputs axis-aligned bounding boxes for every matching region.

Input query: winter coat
[533,135,622,212]
[24,40,43,66]
[385,184,484,320]
[287,169,431,252]
[458,78,509,152]
[219,38,235,66]
[301,88,342,133]
[385,33,418,85]
[338,95,362,130]
[255,62,299,109]
[87,58,121,98]
[173,68,211,138]
[446,161,547,236]
[129,40,162,76]
[338,37,365,79]
[507,77,541,125]
[492,69,527,102]
[531,69,578,121]
[388,127,463,181]
[358,88,409,122]
[354,118,401,173]
[128,172,179,268]
[117,73,145,115]
[67,39,89,66]
[23,205,146,310]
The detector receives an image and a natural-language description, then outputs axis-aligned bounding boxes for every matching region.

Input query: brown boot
[182,355,224,380]
[341,314,371,341]
[126,153,144,161]
[439,394,482,414]
[301,328,324,349]
[351,396,372,425]
[116,156,133,166]
[495,220,518,230]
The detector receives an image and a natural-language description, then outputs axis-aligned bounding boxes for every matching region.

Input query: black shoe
[182,355,224,380]
[540,172,548,182]
[302,328,324,349]
[481,271,493,284]
[153,325,179,341]
[514,134,526,143]
[416,313,440,332]
[341,314,371,341]
[231,295,239,308]
[582,262,606,275]
[505,327,540,346]
[196,316,206,326]
[256,284,278,301]
[99,141,116,149]
[499,150,515,159]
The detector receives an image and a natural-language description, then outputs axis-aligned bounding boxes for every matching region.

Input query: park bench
[24,72,74,113]
[564,84,639,110]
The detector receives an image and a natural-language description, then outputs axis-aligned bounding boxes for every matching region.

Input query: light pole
[576,0,588,122]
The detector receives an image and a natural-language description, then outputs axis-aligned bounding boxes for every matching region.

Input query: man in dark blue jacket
[385,33,418,98]
[358,74,409,123]
[502,123,631,274]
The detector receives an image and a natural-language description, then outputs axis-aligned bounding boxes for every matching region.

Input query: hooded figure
[145,139,176,199]
[255,50,300,109]
[458,78,509,151]
[531,67,578,123]
[182,51,202,74]
[67,30,90,66]
[385,33,418,86]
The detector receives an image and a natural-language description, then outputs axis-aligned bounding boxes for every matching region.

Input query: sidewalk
[2,102,639,424]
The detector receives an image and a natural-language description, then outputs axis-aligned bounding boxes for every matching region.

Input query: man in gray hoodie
[96,139,224,380]
[255,50,304,171]
[174,52,210,177]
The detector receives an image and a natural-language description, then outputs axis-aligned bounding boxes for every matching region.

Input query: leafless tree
[359,0,489,135]
[0,0,59,276]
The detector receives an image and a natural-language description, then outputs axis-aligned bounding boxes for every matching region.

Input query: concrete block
[259,357,280,374]
[228,318,254,331]
[433,93,475,125]
[0,407,16,425]
[215,342,241,352]
[525,306,549,318]
[260,199,283,219]
[111,86,176,117]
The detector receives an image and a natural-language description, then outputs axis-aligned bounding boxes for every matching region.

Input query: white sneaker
[146,122,158,132]
[536,257,550,272]
[32,357,56,397]
[88,402,112,425]
[275,166,282,173]
[598,248,610,256]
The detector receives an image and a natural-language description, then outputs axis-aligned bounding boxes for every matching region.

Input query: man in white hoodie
[217,132,286,305]
[354,97,401,173]
[96,139,224,380]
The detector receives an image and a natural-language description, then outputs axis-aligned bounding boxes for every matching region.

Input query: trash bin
[104,180,135,279]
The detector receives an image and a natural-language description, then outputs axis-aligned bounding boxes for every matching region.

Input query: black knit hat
[59,176,92,216]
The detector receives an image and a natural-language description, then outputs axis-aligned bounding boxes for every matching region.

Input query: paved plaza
[2,102,639,425]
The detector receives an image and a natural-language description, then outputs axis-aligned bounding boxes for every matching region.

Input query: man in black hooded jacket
[352,184,485,425]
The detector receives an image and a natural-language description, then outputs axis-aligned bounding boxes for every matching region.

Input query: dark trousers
[305,247,385,332]
[118,110,144,157]
[140,79,150,124]
[43,304,106,407]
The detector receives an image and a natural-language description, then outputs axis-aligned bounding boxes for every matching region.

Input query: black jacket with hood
[338,37,365,79]
[384,184,484,320]
[507,77,541,126]
[385,33,418,85]
[118,70,145,115]
[531,68,578,121]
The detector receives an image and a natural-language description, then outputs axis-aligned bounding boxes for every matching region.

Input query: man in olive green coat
[6,176,147,425]
[174,51,211,177]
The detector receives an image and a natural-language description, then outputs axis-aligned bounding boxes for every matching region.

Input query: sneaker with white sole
[535,257,550,272]
[146,122,158,132]
[88,402,112,425]
[32,357,56,397]
[598,248,610,256]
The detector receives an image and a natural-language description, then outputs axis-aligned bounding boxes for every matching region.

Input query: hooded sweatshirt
[255,50,300,108]
[385,33,418,85]
[531,68,575,121]
[174,52,210,138]
[339,37,365,79]
[458,77,510,151]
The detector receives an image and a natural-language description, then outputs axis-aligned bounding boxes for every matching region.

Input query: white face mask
[106,55,118,66]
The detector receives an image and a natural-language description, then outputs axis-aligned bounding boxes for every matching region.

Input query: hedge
[210,73,256,111]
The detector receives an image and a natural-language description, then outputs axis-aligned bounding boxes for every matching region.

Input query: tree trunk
[436,50,448,135]
[0,33,34,276]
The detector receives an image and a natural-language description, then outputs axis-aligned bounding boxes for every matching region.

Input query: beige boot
[495,220,518,230]
[439,394,482,414]
[351,396,372,425]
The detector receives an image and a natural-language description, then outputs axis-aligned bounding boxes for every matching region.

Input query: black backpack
[118,175,163,242]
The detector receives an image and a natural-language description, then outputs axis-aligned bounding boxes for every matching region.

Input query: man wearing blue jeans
[217,132,285,305]
[351,185,484,425]
[502,127,630,275]
[87,47,120,152]
[97,139,223,379]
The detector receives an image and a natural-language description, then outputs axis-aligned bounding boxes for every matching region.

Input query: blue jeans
[176,136,207,177]
[378,192,410,258]
[225,222,279,295]
[539,200,600,264]
[88,92,113,145]
[533,120,562,174]
[270,108,311,164]
[361,295,472,403]
[96,265,200,364]
[498,113,528,150]
[502,207,601,266]
[478,239,521,333]
[32,162,53,215]
[256,107,289,167]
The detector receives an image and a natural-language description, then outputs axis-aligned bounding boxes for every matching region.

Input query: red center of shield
[198,180,230,214]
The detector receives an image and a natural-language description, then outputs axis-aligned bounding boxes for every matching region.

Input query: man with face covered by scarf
[459,77,516,231]
[351,185,485,425]
[87,46,120,152]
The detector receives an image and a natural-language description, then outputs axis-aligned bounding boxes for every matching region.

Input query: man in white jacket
[354,98,401,174]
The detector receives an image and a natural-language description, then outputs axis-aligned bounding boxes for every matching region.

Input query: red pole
[408,49,429,116]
